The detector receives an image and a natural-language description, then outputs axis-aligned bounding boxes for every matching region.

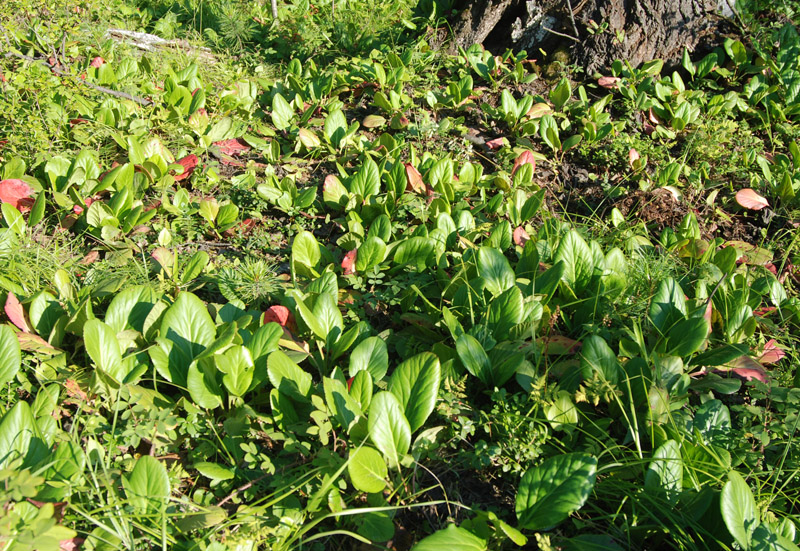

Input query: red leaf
[173,154,199,182]
[648,108,663,126]
[90,57,105,68]
[538,335,581,355]
[511,150,536,177]
[758,339,785,364]
[60,538,84,551]
[4,292,30,332]
[513,226,530,247]
[735,188,769,210]
[64,379,88,402]
[0,179,35,211]
[643,121,655,136]
[404,163,430,195]
[716,355,769,383]
[263,305,296,331]
[628,148,640,169]
[341,249,357,275]
[597,76,620,89]
[213,138,251,156]
[754,306,776,317]
[485,138,505,150]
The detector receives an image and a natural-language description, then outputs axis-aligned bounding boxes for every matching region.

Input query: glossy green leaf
[324,376,361,429]
[216,346,254,397]
[394,237,434,271]
[159,292,215,386]
[351,158,381,199]
[721,471,758,550]
[389,352,440,432]
[649,277,687,335]
[0,401,48,469]
[105,286,160,333]
[368,391,411,469]
[272,93,294,130]
[195,462,235,481]
[356,236,387,272]
[476,247,515,297]
[348,446,388,494]
[123,455,170,513]
[292,231,321,278]
[186,361,223,409]
[0,325,21,387]
[456,334,492,385]
[644,440,683,505]
[516,452,597,530]
[267,350,312,401]
[486,285,524,337]
[580,335,620,385]
[554,229,594,293]
[84,319,126,383]
[411,524,487,551]
[350,336,389,380]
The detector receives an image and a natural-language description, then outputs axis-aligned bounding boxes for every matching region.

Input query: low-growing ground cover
[0,0,799,549]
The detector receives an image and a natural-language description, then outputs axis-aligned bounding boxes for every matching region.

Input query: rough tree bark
[450,0,735,72]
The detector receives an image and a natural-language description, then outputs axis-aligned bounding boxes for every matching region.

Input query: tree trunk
[449,0,734,72]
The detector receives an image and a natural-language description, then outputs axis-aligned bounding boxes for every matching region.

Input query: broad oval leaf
[516,452,597,530]
[721,471,759,550]
[456,334,492,385]
[411,524,487,551]
[105,285,160,333]
[389,352,440,432]
[195,461,235,481]
[267,350,312,402]
[160,292,215,363]
[0,325,21,387]
[649,277,687,335]
[554,230,594,293]
[0,401,49,469]
[348,446,388,494]
[350,337,389,381]
[579,335,620,385]
[84,319,125,383]
[644,439,683,505]
[123,455,170,513]
[356,236,387,272]
[368,392,411,469]
[735,188,769,210]
[476,247,515,297]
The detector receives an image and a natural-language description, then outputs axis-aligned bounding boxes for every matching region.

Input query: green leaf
[389,352,441,432]
[368,391,411,469]
[476,247,515,297]
[580,335,620,385]
[123,455,170,513]
[649,278,687,335]
[664,316,708,357]
[456,334,492,385]
[554,230,594,293]
[644,440,683,505]
[292,231,321,278]
[516,452,597,530]
[0,401,48,469]
[394,237,434,271]
[216,346,254,397]
[272,93,294,131]
[267,350,312,402]
[195,462,235,481]
[159,292,215,386]
[313,292,343,338]
[411,524,487,551]
[486,286,524,337]
[350,369,373,411]
[324,376,361,430]
[348,446,388,494]
[105,286,160,333]
[350,337,389,381]
[351,158,381,199]
[0,325,21,387]
[2,203,25,236]
[187,360,223,409]
[84,319,126,383]
[721,471,759,550]
[356,236,387,272]
[324,109,348,148]
[180,251,209,285]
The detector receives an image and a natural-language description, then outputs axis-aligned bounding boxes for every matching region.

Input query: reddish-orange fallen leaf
[60,537,84,551]
[341,249,357,275]
[213,138,251,156]
[4,292,30,332]
[511,150,536,177]
[486,137,505,150]
[754,306,777,317]
[628,148,640,168]
[598,76,620,89]
[404,163,431,196]
[715,355,769,383]
[64,379,89,402]
[80,250,100,265]
[735,188,769,210]
[648,108,663,126]
[90,57,105,68]
[17,332,58,352]
[173,154,199,182]
[513,226,530,247]
[0,179,35,211]
[758,339,785,364]
[263,305,296,331]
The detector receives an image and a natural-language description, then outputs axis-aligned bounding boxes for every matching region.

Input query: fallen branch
[3,51,154,106]
[105,29,215,62]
